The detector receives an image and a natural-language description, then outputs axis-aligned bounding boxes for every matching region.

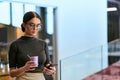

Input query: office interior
[0,0,120,80]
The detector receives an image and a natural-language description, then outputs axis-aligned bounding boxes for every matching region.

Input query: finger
[29,68,35,71]
[28,61,35,64]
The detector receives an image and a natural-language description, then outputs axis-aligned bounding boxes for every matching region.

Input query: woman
[8,11,56,80]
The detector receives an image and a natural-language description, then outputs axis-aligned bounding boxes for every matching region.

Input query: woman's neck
[24,34,34,37]
[24,34,38,38]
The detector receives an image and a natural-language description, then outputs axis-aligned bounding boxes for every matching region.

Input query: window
[12,2,23,27]
[46,7,54,34]
[0,2,10,24]
[24,4,36,13]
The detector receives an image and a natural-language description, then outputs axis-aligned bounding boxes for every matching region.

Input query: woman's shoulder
[10,37,23,45]
[37,38,46,43]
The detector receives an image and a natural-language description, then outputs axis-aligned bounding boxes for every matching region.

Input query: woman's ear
[21,23,26,32]
[22,23,26,28]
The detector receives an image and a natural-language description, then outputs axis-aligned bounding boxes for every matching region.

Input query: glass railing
[60,44,109,80]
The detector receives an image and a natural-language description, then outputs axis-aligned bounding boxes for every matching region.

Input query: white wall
[57,0,107,60]
[55,0,107,79]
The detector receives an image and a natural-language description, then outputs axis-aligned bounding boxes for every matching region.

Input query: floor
[83,60,120,80]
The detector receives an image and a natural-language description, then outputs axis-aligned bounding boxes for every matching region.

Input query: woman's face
[23,17,41,37]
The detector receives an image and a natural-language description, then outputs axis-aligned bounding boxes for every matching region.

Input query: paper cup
[30,56,38,67]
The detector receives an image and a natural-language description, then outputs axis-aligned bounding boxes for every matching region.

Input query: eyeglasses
[27,23,42,30]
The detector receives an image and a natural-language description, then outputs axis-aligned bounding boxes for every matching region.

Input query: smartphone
[46,63,57,69]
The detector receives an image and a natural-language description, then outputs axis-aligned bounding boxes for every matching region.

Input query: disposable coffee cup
[30,56,38,67]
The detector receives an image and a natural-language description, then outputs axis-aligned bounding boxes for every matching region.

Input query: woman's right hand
[10,61,37,77]
[23,60,37,71]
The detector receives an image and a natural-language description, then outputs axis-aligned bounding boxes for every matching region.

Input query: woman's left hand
[43,66,56,75]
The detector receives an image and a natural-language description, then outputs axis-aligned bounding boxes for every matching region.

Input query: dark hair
[21,11,42,32]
